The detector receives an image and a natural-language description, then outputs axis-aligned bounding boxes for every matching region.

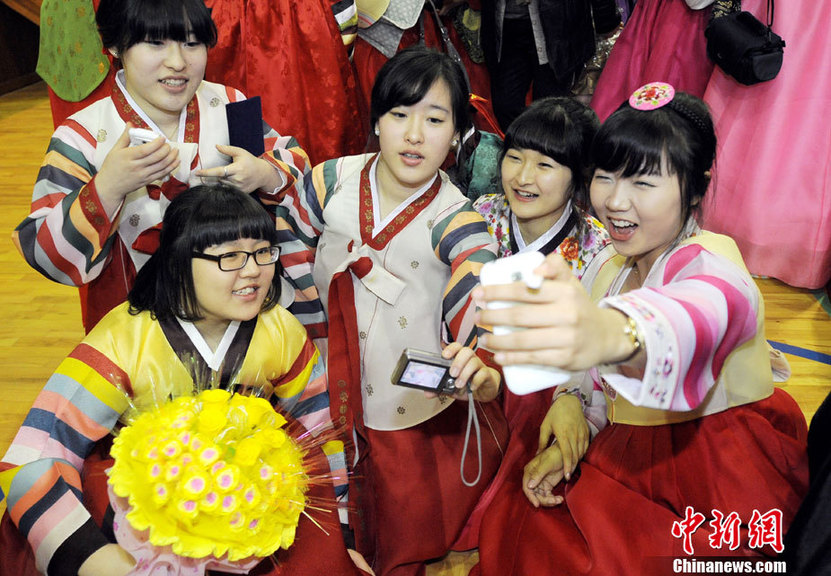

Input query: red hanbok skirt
[474,388,808,576]
[352,399,508,576]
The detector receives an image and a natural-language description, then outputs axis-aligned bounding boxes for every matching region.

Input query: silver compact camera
[390,348,458,396]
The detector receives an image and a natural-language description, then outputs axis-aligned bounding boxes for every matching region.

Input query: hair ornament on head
[628,82,675,111]
[629,82,712,142]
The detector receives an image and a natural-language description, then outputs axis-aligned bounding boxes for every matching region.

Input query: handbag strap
[419,0,472,93]
[711,0,775,28]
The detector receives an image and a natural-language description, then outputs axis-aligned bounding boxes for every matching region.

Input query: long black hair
[128,184,281,321]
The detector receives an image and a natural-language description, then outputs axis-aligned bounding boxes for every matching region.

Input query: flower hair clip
[629,82,675,111]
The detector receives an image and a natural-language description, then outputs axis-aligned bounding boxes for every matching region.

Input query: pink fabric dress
[700,0,831,289]
[590,0,714,121]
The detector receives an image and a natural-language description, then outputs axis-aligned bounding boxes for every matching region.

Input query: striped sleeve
[432,200,498,347]
[599,244,760,411]
[12,122,118,287]
[258,118,311,204]
[268,317,347,496]
[0,344,131,574]
[273,160,332,338]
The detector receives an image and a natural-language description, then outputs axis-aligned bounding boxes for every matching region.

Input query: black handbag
[705,0,785,86]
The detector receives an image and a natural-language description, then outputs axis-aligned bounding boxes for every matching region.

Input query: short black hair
[97,0,218,55]
[128,184,281,321]
[592,91,716,225]
[502,97,599,211]
[370,45,471,143]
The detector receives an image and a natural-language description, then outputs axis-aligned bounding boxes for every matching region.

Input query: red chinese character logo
[672,506,706,555]
[748,508,784,553]
[709,509,742,551]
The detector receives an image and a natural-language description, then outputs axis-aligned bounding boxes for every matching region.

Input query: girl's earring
[374,126,380,137]
[451,138,459,148]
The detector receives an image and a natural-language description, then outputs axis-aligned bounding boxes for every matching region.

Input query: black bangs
[130,0,216,46]
[186,195,278,252]
[592,109,676,178]
[370,46,470,135]
[506,110,570,164]
[100,0,217,52]
[371,50,438,124]
[387,70,438,110]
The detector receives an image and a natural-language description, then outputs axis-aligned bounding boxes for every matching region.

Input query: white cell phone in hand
[128,128,160,146]
[479,251,571,395]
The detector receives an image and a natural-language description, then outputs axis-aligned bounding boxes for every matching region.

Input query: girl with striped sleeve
[473,84,809,575]
[12,0,312,333]
[277,46,508,575]
[0,185,371,576]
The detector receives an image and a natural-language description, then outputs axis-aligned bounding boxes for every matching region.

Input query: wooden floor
[0,83,829,562]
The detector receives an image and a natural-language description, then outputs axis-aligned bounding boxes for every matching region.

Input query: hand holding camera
[477,252,633,377]
[391,344,501,402]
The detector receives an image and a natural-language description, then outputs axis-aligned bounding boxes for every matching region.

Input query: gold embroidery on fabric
[210,97,222,107]
[398,317,408,329]
[397,406,406,414]
[359,331,367,339]
[410,261,419,269]
[97,129,107,142]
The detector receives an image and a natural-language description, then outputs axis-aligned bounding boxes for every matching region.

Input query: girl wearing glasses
[0,184,372,576]
[12,0,310,334]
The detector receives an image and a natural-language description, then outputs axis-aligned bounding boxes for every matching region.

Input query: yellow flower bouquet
[108,388,310,573]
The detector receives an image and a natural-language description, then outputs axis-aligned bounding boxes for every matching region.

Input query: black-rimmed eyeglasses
[192,246,280,271]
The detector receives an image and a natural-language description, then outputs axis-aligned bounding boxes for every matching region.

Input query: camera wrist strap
[460,391,482,487]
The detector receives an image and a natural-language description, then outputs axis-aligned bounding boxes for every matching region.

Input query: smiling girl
[0,184,372,576]
[278,46,508,575]
[13,0,310,333]
[472,83,809,575]
[462,97,612,546]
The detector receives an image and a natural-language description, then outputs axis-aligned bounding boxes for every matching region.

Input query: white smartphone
[479,251,571,395]
[128,127,160,147]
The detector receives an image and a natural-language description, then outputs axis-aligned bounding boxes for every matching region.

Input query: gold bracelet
[617,315,643,364]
